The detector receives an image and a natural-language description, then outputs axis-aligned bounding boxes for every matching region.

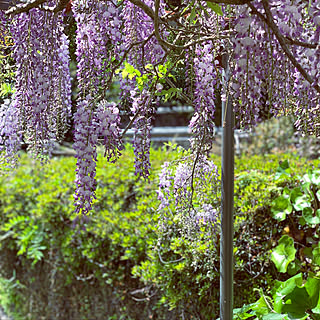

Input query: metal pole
[220,54,234,320]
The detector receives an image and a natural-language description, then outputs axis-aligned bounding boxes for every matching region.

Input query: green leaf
[302,207,320,226]
[274,160,290,181]
[271,235,296,273]
[312,288,320,314]
[303,170,320,186]
[251,295,270,316]
[206,2,223,16]
[292,191,311,211]
[305,276,320,310]
[272,274,320,318]
[271,195,292,221]
[287,259,301,276]
[290,187,302,202]
[273,274,302,312]
[282,280,318,318]
[312,244,320,266]
[312,171,320,186]
[187,7,197,24]
[0,82,14,96]
[279,159,290,170]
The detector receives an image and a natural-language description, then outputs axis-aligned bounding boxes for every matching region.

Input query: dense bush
[243,115,320,159]
[234,163,320,319]
[0,146,319,319]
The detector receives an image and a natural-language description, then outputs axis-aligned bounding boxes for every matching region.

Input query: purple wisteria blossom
[0,8,72,162]
[122,0,167,67]
[130,89,155,179]
[73,0,124,94]
[189,42,217,153]
[0,99,22,170]
[73,98,123,215]
[157,154,220,231]
[73,0,125,214]
[232,0,320,134]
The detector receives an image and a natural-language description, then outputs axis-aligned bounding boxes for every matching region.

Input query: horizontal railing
[123,126,253,155]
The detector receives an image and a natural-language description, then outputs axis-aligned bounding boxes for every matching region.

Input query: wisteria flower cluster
[189,42,218,154]
[0,8,72,162]
[0,99,22,171]
[74,98,122,215]
[122,0,167,68]
[72,0,126,214]
[73,0,124,94]
[232,0,320,134]
[130,89,155,179]
[157,152,220,235]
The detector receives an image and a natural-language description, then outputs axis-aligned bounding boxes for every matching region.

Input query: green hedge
[0,146,319,320]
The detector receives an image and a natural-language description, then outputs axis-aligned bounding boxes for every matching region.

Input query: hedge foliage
[0,145,319,320]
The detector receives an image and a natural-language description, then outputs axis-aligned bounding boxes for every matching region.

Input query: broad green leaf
[251,296,270,316]
[312,245,320,266]
[312,290,320,314]
[287,259,301,276]
[283,187,291,197]
[274,160,290,181]
[282,288,309,318]
[273,273,302,312]
[305,276,320,309]
[271,235,296,273]
[271,195,292,221]
[272,274,320,318]
[317,190,320,202]
[303,170,320,186]
[206,2,223,15]
[292,194,311,211]
[290,187,303,203]
[302,207,320,225]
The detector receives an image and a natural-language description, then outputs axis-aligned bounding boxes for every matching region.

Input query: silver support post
[220,54,234,320]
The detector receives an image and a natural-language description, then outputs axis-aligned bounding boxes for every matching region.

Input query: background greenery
[0,139,319,320]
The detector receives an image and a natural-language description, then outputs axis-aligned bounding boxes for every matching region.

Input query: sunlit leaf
[302,207,320,226]
[206,2,223,16]
[271,235,296,273]
[271,195,292,221]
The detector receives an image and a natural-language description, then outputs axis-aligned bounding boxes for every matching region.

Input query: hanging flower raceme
[1,8,72,161]
[119,0,168,98]
[0,100,22,171]
[189,42,217,153]
[130,89,155,179]
[73,0,125,215]
[73,0,124,94]
[122,0,167,68]
[232,0,320,135]
[157,153,220,236]
[74,98,123,215]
